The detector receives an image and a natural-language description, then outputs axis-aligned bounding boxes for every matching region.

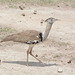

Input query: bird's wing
[1,30,42,43]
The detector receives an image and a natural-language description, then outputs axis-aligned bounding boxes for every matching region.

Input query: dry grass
[0,0,75,8]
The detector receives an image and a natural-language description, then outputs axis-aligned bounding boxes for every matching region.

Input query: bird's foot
[27,64,29,66]
[39,61,43,63]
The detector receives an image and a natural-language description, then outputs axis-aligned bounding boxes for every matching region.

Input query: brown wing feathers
[1,30,42,44]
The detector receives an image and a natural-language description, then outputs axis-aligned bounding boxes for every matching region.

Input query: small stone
[19,6,24,10]
[57,68,63,73]
[0,59,1,64]
[33,10,37,14]
[61,60,63,62]
[22,13,25,16]
[57,5,60,7]
[35,54,38,57]
[40,19,44,24]
[19,6,25,10]
[67,60,71,64]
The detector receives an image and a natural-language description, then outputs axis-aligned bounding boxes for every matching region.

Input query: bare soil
[0,5,75,75]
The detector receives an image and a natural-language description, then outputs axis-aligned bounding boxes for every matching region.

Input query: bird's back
[1,30,42,44]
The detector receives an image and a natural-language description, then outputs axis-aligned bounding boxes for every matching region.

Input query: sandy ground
[0,5,75,75]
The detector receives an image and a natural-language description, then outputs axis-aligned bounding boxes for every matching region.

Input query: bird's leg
[27,45,32,66]
[27,44,42,66]
[27,49,29,66]
[29,45,42,63]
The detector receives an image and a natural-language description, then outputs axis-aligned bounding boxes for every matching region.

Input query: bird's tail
[0,40,2,46]
[0,39,5,43]
[0,36,9,46]
[0,34,13,46]
[0,39,2,42]
[0,38,8,46]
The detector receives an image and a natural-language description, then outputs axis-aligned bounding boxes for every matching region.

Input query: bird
[0,17,59,66]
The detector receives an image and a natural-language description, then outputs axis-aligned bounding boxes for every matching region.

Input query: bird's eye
[51,19,53,21]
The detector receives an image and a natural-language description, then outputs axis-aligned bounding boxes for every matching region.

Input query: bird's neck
[43,22,53,40]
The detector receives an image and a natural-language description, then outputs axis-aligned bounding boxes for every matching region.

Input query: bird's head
[45,17,59,24]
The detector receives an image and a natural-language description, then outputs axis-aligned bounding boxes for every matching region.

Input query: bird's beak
[44,19,47,22]
[55,19,60,21]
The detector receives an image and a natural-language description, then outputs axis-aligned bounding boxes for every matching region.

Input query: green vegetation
[53,54,62,58]
[0,27,11,32]
[71,57,75,61]
[0,26,16,39]
[0,27,16,33]
[0,0,75,7]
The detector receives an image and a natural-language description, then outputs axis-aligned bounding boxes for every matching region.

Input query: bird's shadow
[3,61,58,67]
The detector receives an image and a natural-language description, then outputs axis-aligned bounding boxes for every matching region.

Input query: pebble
[67,60,71,64]
[0,59,1,64]
[33,10,37,14]
[22,13,25,16]
[57,67,63,73]
[35,54,38,57]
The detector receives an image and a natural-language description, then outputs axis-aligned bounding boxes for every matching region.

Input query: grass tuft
[53,54,62,58]
[0,26,16,40]
[71,57,75,61]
